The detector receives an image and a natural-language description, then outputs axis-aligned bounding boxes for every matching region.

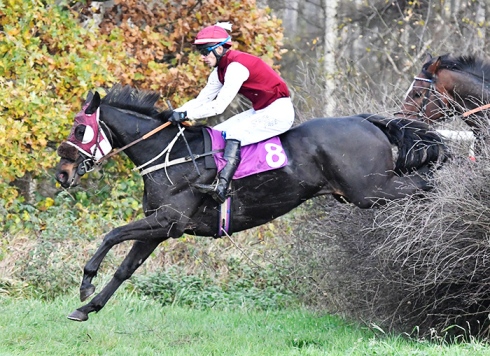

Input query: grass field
[1,293,489,355]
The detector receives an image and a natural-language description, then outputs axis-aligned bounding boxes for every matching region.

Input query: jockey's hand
[169,111,187,125]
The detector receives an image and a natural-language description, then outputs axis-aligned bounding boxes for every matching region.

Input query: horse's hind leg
[68,239,162,322]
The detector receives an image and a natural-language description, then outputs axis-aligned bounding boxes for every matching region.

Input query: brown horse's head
[400,53,490,129]
[399,54,453,123]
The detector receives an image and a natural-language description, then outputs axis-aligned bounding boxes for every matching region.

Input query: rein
[463,103,490,117]
[96,120,202,184]
[93,117,211,184]
[96,121,172,165]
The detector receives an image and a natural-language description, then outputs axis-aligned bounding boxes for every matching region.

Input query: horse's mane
[363,114,448,173]
[100,84,195,125]
[424,54,490,83]
[101,84,162,117]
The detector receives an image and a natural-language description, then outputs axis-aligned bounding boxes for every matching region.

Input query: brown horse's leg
[68,239,163,322]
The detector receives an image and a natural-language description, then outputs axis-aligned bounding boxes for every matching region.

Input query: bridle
[413,76,435,118]
[64,108,113,177]
[400,74,451,120]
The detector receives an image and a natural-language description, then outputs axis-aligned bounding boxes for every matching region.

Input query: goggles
[197,36,231,56]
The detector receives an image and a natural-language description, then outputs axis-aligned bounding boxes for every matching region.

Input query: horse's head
[55,91,112,188]
[399,54,454,124]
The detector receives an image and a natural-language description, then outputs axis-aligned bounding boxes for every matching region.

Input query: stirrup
[194,184,228,203]
[194,179,218,194]
[194,179,230,203]
[210,190,227,204]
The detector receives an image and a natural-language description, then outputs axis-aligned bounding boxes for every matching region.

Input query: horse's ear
[85,92,101,115]
[424,53,433,63]
[83,91,94,106]
[426,56,441,75]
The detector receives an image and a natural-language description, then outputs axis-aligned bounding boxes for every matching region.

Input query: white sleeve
[177,62,250,120]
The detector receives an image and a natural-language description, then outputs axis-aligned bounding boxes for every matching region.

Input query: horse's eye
[74,125,86,141]
[413,91,423,99]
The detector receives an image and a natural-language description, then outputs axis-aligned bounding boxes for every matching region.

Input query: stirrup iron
[194,179,219,194]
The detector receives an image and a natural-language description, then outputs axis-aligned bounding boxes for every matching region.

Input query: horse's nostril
[57,172,67,184]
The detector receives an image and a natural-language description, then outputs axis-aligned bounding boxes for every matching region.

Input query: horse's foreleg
[68,239,162,322]
[357,174,430,208]
[79,227,126,302]
[78,215,174,302]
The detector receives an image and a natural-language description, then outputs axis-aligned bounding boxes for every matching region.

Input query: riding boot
[195,139,241,203]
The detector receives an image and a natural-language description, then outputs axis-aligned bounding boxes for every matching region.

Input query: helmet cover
[194,24,232,47]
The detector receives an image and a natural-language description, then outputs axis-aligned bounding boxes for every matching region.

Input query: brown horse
[399,54,490,131]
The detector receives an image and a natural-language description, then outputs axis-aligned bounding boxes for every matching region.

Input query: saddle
[203,127,288,178]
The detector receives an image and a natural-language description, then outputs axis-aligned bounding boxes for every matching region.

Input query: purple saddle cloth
[206,128,288,179]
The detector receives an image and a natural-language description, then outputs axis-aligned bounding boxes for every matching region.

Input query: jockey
[171,22,295,203]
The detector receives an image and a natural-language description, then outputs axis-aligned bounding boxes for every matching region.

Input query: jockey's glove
[170,111,187,124]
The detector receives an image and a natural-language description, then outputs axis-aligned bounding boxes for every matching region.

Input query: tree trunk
[474,0,487,53]
[323,0,338,116]
[283,0,299,34]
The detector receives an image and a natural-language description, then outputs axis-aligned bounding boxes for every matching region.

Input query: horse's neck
[100,105,171,166]
[448,70,490,109]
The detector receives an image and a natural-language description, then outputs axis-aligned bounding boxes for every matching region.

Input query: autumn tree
[0,0,129,211]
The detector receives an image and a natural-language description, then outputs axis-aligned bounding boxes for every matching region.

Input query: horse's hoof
[80,284,96,302]
[67,310,88,322]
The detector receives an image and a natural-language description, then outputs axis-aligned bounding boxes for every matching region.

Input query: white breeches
[213,97,295,146]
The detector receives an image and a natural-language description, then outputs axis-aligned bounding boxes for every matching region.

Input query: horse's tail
[362,114,449,174]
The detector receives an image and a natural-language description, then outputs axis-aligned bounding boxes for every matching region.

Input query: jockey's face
[201,46,224,67]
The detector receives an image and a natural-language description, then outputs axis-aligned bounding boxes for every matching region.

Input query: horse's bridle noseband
[413,76,434,118]
[408,75,451,119]
[76,155,96,176]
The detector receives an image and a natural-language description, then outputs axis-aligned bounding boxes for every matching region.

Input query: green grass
[1,293,489,355]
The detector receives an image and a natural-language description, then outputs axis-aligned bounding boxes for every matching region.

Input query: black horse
[55,85,447,322]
